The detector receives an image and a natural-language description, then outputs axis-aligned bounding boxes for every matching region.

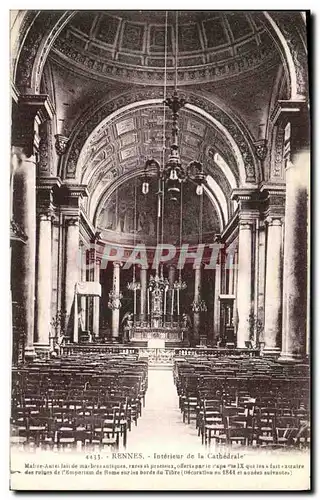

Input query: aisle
[127,368,202,453]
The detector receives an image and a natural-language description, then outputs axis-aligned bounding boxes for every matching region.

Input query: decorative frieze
[15,11,74,92]
[269,12,308,98]
[272,126,285,178]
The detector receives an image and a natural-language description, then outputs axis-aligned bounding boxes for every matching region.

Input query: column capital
[271,100,310,158]
[57,184,89,208]
[38,209,54,222]
[194,262,204,271]
[270,99,308,127]
[260,184,286,219]
[37,178,61,215]
[113,261,123,269]
[65,216,80,227]
[11,146,36,164]
[36,177,62,191]
[138,265,148,271]
[12,94,55,157]
[265,216,283,227]
[231,188,262,217]
[54,134,69,156]
[239,220,253,230]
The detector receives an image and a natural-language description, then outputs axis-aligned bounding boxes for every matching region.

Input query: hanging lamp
[141,10,207,198]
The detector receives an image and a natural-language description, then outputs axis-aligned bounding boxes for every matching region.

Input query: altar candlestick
[147,289,150,316]
[133,289,136,316]
[171,288,175,316]
[177,289,180,316]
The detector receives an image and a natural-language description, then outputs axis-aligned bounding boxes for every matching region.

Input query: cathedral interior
[10,11,310,456]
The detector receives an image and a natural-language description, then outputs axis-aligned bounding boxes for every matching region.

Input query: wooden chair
[216,415,251,447]
[56,423,76,449]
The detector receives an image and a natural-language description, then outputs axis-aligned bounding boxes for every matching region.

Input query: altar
[129,325,183,343]
[124,271,188,345]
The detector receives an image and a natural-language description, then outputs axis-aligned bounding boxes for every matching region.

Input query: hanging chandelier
[173,278,187,292]
[127,280,141,292]
[141,11,207,199]
[192,297,208,313]
[141,93,206,198]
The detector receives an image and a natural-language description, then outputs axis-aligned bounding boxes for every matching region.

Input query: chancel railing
[59,344,260,363]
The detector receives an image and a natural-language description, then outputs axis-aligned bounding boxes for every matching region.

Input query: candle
[177,289,180,316]
[164,289,167,315]
[171,288,174,316]
[147,289,150,316]
[133,289,136,316]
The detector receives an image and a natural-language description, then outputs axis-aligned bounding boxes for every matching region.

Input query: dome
[52,10,277,85]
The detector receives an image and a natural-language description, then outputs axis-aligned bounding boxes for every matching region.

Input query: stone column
[11,94,54,360]
[264,217,283,354]
[280,158,308,360]
[12,149,37,359]
[228,252,235,295]
[64,217,80,342]
[168,265,175,321]
[234,248,239,303]
[35,211,53,347]
[213,256,221,340]
[93,257,101,338]
[140,267,147,322]
[236,221,253,348]
[257,223,266,344]
[34,179,61,354]
[112,262,121,341]
[220,249,227,295]
[79,241,87,331]
[193,266,201,345]
[271,102,309,361]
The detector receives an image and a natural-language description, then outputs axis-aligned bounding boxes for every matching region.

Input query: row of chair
[11,353,148,450]
[174,356,310,450]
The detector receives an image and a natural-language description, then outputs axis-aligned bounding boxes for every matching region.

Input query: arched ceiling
[78,102,239,222]
[51,10,278,86]
[13,9,306,235]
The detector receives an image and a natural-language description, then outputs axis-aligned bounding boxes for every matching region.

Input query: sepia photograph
[9,9,310,491]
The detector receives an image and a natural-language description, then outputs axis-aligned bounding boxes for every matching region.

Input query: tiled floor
[127,368,202,453]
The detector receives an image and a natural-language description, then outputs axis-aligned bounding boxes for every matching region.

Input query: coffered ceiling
[51,10,278,86]
[77,102,238,222]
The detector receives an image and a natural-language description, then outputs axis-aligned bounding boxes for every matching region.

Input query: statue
[121,312,134,343]
[138,210,155,237]
[126,313,134,329]
[182,313,191,330]
[152,287,162,316]
[122,312,134,330]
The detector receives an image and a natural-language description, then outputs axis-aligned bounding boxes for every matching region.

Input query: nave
[11,351,310,453]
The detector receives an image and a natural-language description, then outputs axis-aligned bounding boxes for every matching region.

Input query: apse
[96,176,220,246]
